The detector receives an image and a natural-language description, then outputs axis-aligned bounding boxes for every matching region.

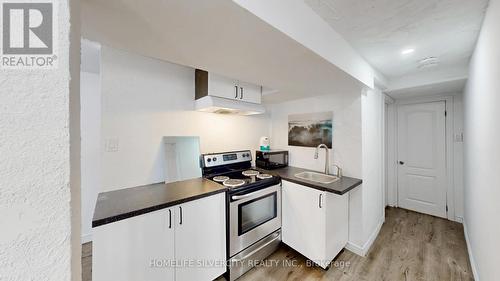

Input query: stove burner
[256,173,272,179]
[223,179,246,188]
[242,170,259,177]
[213,176,229,183]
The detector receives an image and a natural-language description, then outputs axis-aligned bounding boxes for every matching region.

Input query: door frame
[383,94,395,217]
[389,95,455,221]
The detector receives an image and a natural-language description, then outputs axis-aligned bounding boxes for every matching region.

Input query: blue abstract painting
[288,111,333,148]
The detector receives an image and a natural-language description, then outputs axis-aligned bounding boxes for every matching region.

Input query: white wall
[100,46,270,191]
[453,94,465,221]
[81,73,101,242]
[385,100,397,207]
[0,0,80,279]
[268,92,362,177]
[268,88,385,255]
[358,89,385,250]
[463,0,500,279]
[80,40,101,243]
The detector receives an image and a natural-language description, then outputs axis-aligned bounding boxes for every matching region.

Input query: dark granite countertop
[259,166,362,195]
[92,178,227,227]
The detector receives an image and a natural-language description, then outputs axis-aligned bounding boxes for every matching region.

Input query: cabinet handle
[240,87,243,99]
[319,194,323,208]
[179,206,183,225]
[168,209,172,229]
[235,86,238,98]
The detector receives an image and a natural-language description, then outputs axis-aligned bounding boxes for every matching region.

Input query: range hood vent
[195,96,265,115]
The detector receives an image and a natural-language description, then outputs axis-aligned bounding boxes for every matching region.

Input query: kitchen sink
[294,171,340,184]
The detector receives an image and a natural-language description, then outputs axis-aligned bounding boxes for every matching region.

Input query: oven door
[229,184,281,257]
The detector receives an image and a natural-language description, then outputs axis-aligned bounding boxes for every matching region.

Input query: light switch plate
[105,137,120,152]
[454,133,464,143]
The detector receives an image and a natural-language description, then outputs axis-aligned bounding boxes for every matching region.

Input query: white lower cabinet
[282,180,348,269]
[174,193,226,281]
[93,206,175,281]
[93,193,226,281]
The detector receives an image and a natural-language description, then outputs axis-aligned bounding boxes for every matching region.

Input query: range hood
[195,96,265,115]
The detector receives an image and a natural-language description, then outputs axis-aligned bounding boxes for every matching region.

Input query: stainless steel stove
[201,150,282,281]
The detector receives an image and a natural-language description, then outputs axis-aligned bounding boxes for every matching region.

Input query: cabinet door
[325,192,349,263]
[175,193,226,281]
[92,209,175,281]
[208,73,239,100]
[238,82,262,104]
[282,180,326,264]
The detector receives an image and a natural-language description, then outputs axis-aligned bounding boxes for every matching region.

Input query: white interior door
[397,101,447,218]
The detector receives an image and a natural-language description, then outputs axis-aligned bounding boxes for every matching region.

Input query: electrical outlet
[105,137,120,152]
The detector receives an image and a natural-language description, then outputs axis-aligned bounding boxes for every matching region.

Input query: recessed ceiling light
[401,48,415,55]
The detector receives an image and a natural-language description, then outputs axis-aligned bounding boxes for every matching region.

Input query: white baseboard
[463,221,480,281]
[346,217,385,257]
[81,233,92,244]
[345,241,364,256]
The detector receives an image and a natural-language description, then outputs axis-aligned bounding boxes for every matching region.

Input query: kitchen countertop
[259,166,362,195]
[92,178,227,227]
[93,166,361,227]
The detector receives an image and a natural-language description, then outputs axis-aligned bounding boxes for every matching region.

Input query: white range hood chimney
[195,96,265,115]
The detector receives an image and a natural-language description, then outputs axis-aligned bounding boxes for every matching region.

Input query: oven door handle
[231,188,272,201]
[231,232,280,262]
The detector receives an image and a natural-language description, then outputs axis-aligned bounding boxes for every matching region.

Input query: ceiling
[304,0,489,82]
[387,78,466,99]
[82,0,365,104]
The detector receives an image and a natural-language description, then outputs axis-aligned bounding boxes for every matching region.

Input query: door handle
[399,161,405,165]
[235,86,238,98]
[319,194,323,208]
[240,87,244,99]
[179,206,183,225]
[168,209,172,229]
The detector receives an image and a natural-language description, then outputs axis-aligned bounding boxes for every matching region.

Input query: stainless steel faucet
[314,144,343,177]
[314,144,330,174]
[332,164,343,178]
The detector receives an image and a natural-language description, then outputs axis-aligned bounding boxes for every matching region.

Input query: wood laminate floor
[82,207,473,281]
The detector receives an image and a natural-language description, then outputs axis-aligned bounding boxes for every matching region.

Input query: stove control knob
[207,158,211,162]
[212,157,217,162]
